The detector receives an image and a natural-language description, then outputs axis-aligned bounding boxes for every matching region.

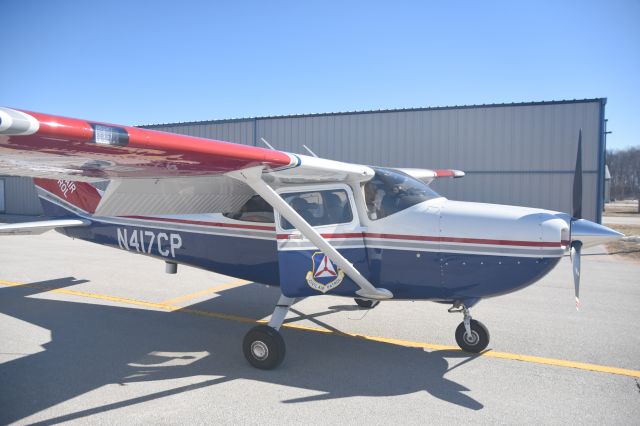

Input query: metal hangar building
[0,98,608,222]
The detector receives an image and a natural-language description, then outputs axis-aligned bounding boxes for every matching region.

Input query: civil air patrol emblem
[305,251,344,293]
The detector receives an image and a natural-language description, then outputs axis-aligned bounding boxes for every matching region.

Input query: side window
[223,195,274,223]
[281,189,353,230]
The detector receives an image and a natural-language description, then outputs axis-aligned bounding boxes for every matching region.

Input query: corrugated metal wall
[146,99,605,222]
[2,100,605,222]
[0,176,43,215]
[156,120,255,145]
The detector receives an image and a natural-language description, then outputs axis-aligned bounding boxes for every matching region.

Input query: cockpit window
[364,167,440,220]
[223,195,274,223]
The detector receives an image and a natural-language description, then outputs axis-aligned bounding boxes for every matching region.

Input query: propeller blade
[572,130,583,219]
[570,241,582,310]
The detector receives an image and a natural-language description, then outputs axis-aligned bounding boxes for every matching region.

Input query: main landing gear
[243,294,295,369]
[449,303,490,353]
[242,296,489,368]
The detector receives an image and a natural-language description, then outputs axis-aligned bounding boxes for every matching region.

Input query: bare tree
[606,147,640,212]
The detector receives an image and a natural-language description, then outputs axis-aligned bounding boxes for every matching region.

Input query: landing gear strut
[243,294,295,369]
[449,304,490,353]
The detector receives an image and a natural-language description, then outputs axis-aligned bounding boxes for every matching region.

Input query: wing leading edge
[0,107,295,180]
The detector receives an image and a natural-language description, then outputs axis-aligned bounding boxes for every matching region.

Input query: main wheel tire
[455,319,490,353]
[243,325,286,370]
[354,298,380,309]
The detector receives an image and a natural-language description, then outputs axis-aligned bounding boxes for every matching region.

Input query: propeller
[570,241,582,310]
[570,129,582,310]
[572,130,583,219]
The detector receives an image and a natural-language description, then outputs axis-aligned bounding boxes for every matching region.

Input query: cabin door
[275,183,369,298]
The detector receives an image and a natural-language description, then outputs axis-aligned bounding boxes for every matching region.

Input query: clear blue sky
[1,0,638,150]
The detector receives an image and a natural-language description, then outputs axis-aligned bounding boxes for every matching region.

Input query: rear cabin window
[223,195,274,223]
[280,189,353,230]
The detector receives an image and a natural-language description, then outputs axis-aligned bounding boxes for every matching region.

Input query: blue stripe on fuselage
[369,248,560,300]
[60,221,281,285]
[277,248,560,300]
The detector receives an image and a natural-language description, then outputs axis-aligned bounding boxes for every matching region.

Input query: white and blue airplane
[0,106,622,369]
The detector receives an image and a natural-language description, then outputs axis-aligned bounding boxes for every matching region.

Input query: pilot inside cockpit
[364,168,440,221]
[364,180,384,220]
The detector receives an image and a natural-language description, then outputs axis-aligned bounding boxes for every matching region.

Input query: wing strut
[228,166,393,300]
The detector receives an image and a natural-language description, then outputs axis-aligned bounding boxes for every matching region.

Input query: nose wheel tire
[243,325,286,370]
[354,298,380,309]
[455,319,490,353]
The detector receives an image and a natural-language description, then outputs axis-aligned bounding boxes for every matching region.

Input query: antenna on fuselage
[260,137,276,150]
[302,144,319,158]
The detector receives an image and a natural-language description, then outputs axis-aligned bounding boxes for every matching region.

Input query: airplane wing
[0,106,296,180]
[0,107,373,216]
[394,168,465,184]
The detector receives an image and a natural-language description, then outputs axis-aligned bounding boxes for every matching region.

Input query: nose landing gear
[449,303,490,353]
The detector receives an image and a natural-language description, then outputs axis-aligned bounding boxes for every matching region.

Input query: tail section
[33,178,103,218]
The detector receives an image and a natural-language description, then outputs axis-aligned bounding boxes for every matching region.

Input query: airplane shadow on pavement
[0,277,483,425]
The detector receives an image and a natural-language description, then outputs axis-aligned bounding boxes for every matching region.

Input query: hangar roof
[139,98,606,128]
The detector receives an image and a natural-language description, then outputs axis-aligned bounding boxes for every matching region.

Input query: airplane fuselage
[40,185,568,305]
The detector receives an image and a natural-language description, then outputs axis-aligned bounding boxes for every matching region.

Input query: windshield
[364,167,440,220]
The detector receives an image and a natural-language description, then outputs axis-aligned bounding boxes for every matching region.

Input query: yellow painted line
[160,279,252,306]
[51,289,174,311]
[2,279,640,379]
[180,307,263,324]
[0,279,176,311]
[478,350,640,378]
[307,332,640,378]
[0,279,27,286]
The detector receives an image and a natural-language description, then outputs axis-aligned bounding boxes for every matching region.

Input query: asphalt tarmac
[1,225,639,425]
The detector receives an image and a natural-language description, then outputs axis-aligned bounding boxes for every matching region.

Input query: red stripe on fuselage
[366,233,563,247]
[276,232,364,240]
[277,231,564,247]
[35,185,564,248]
[124,216,276,231]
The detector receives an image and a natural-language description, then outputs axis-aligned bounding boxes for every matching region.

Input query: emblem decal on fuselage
[305,251,344,293]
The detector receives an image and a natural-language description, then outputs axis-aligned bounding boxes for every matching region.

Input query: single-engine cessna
[0,106,622,369]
